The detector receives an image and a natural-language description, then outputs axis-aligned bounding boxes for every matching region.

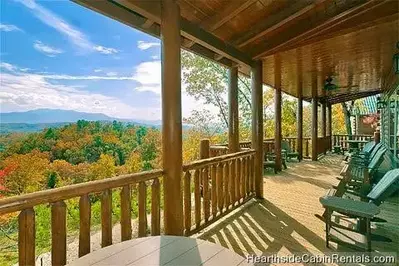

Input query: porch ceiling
[74,0,398,104]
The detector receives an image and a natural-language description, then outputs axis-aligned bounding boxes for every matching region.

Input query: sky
[0,0,207,121]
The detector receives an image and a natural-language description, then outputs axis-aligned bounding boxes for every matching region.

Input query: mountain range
[0,109,162,133]
[0,109,161,124]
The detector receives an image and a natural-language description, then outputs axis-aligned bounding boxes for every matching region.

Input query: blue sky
[0,0,202,121]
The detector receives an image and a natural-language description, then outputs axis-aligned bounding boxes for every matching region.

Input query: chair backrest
[368,142,383,160]
[362,141,376,154]
[367,146,387,175]
[281,140,291,152]
[367,168,399,205]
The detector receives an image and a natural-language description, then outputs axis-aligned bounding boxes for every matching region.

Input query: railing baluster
[230,159,236,206]
[151,178,160,236]
[101,189,112,247]
[194,169,201,228]
[203,167,210,222]
[52,201,67,266]
[305,139,309,158]
[120,185,132,241]
[18,208,35,266]
[224,161,230,209]
[241,158,245,201]
[217,162,223,212]
[211,165,217,218]
[138,181,147,237]
[252,155,256,192]
[79,194,91,257]
[184,171,191,235]
[245,157,249,196]
[235,158,240,203]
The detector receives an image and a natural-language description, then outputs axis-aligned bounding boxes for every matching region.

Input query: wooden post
[79,194,91,257]
[327,103,332,150]
[251,60,263,199]
[120,185,132,241]
[229,66,239,153]
[322,102,327,138]
[311,70,318,161]
[274,54,282,170]
[296,52,303,161]
[321,101,327,154]
[200,139,210,159]
[161,0,183,236]
[19,208,35,266]
[52,201,67,266]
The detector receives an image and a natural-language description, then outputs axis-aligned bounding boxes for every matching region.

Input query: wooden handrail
[183,149,255,171]
[0,169,163,215]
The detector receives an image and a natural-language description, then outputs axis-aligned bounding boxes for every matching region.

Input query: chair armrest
[319,196,379,218]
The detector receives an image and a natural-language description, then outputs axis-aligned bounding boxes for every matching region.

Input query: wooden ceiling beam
[253,0,383,59]
[277,12,398,54]
[74,0,253,67]
[200,0,257,32]
[272,0,395,55]
[316,90,381,104]
[118,0,253,66]
[235,0,324,48]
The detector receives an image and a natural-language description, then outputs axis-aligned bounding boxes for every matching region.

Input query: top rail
[0,169,164,215]
[183,149,255,171]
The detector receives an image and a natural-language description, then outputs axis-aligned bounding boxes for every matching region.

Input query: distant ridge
[0,109,161,125]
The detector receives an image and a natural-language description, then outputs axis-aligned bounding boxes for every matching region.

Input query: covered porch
[0,0,398,265]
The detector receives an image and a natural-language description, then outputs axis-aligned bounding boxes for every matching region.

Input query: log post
[19,208,35,266]
[161,0,183,236]
[296,52,303,161]
[327,103,332,150]
[322,102,327,138]
[79,194,91,257]
[120,185,132,241]
[274,54,282,171]
[228,66,239,153]
[251,60,263,198]
[322,101,327,154]
[311,70,318,161]
[52,201,67,266]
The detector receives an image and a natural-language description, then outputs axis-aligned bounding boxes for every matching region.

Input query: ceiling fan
[324,76,338,91]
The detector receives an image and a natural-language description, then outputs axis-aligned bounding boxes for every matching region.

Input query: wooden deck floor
[194,154,399,263]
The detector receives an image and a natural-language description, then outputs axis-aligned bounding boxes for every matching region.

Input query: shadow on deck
[194,154,398,262]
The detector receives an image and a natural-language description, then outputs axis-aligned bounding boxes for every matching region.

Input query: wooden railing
[332,134,373,150]
[0,169,163,265]
[211,137,313,159]
[317,136,332,156]
[182,149,256,235]
[209,145,229,157]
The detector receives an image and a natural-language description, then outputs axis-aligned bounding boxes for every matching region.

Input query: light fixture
[324,76,337,91]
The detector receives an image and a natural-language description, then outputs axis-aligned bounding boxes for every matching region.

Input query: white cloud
[132,61,161,94]
[33,41,63,57]
[0,66,159,119]
[16,0,118,55]
[0,24,22,32]
[41,74,134,80]
[93,46,119,55]
[151,55,160,60]
[0,62,18,72]
[137,41,160,50]
[131,60,212,118]
[106,72,118,77]
[94,69,103,73]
